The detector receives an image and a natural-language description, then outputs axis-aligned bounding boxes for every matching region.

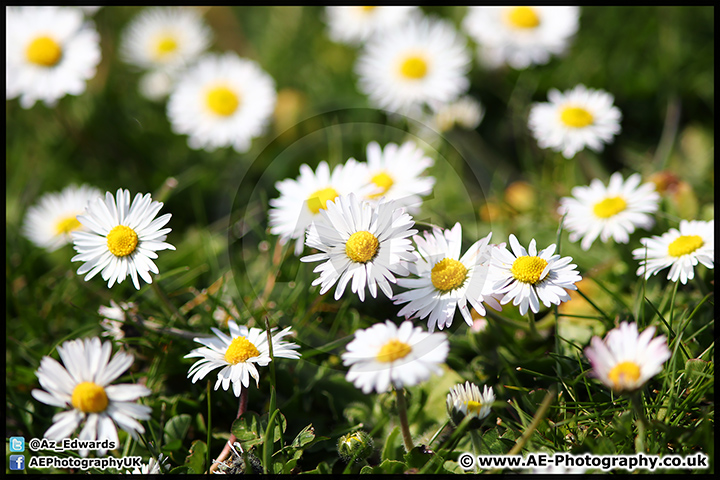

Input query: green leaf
[263,409,281,473]
[290,423,316,449]
[161,439,182,452]
[163,413,192,445]
[168,465,192,474]
[260,409,287,438]
[381,426,401,461]
[231,411,264,450]
[404,445,433,469]
[184,439,207,475]
[365,459,405,474]
[303,460,331,474]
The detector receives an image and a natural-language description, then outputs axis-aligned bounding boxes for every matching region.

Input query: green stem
[395,387,414,452]
[470,430,483,474]
[527,310,539,338]
[206,381,212,475]
[630,391,649,453]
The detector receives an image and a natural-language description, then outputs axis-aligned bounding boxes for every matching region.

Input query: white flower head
[362,140,435,213]
[446,381,495,428]
[342,320,449,394]
[528,84,622,159]
[127,453,170,474]
[31,337,152,457]
[462,6,580,70]
[394,223,501,332]
[301,193,417,302]
[120,7,212,73]
[487,234,581,316]
[324,6,418,46]
[430,95,485,132]
[559,172,660,250]
[99,300,139,341]
[71,189,175,290]
[632,220,714,285]
[167,52,277,153]
[22,184,103,252]
[356,14,470,115]
[185,320,300,397]
[6,6,101,108]
[268,159,375,256]
[584,322,671,393]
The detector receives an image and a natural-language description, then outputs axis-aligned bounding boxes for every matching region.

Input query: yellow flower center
[592,196,627,219]
[345,231,380,263]
[607,361,641,389]
[154,34,179,58]
[71,381,109,413]
[55,215,82,235]
[361,6,376,12]
[466,400,484,415]
[306,187,339,214]
[667,235,704,258]
[26,36,62,67]
[511,256,548,285]
[106,225,139,257]
[224,336,261,365]
[560,106,594,128]
[206,86,241,116]
[431,258,468,293]
[506,6,540,29]
[369,171,394,198]
[376,338,412,363]
[399,55,428,80]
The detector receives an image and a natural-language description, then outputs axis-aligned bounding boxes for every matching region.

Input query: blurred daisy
[528,84,622,159]
[342,320,449,394]
[446,381,495,428]
[429,95,485,132]
[79,6,102,17]
[584,322,671,393]
[268,159,374,256]
[127,453,170,474]
[167,52,276,153]
[632,219,714,284]
[559,172,660,250]
[356,15,470,114]
[362,140,435,213]
[487,234,581,316]
[137,69,176,102]
[325,6,418,45]
[71,189,175,290]
[31,337,151,456]
[462,6,580,70]
[394,223,501,332]
[185,320,300,397]
[22,184,102,251]
[99,300,139,341]
[6,6,101,108]
[300,193,417,302]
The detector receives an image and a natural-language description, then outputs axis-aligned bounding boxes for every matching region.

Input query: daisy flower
[268,159,375,256]
[22,184,102,251]
[584,322,671,393]
[356,14,471,114]
[487,234,581,316]
[31,337,152,457]
[341,320,449,394]
[429,95,485,132]
[632,219,714,284]
[300,193,417,302]
[362,140,435,213]
[559,172,660,250]
[6,6,101,109]
[127,453,170,474]
[528,84,622,159]
[167,52,276,153]
[70,189,175,290]
[185,320,300,397]
[324,6,418,46]
[462,6,580,70]
[393,223,501,332]
[99,300,139,341]
[446,381,495,428]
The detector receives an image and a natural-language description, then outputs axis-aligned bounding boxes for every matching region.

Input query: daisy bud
[337,430,374,462]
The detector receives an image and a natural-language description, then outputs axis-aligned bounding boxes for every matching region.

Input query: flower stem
[630,391,649,453]
[207,387,249,473]
[395,387,414,452]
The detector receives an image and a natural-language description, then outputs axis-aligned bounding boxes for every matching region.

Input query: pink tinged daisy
[356,14,471,115]
[559,172,660,250]
[268,159,375,256]
[362,140,435,213]
[487,234,581,316]
[31,337,152,457]
[393,223,501,332]
[324,6,418,46]
[528,84,622,159]
[584,322,671,393]
[462,7,580,70]
[22,184,102,252]
[166,52,276,153]
[632,219,714,285]
[70,189,175,290]
[185,320,300,397]
[341,320,449,394]
[300,193,417,302]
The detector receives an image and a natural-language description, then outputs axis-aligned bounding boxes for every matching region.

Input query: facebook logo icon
[9,455,25,470]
